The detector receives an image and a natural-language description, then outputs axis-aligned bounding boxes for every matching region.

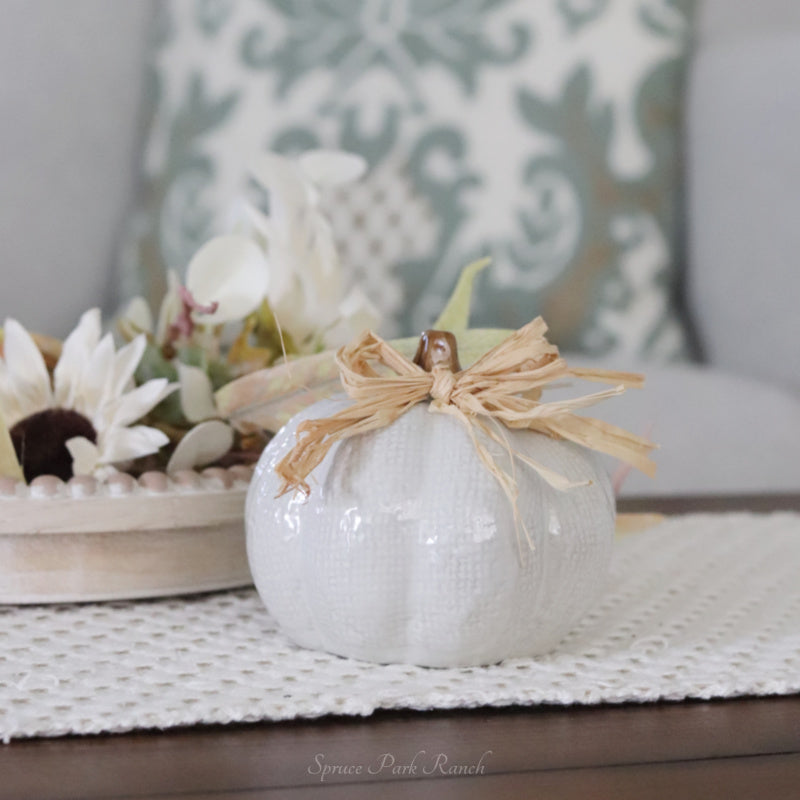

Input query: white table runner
[1,512,799,741]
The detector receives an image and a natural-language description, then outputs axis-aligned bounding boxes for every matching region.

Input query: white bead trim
[0,465,254,501]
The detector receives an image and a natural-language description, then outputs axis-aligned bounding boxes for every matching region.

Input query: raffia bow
[275,318,656,544]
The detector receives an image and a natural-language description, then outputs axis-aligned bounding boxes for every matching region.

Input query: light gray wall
[0,0,153,337]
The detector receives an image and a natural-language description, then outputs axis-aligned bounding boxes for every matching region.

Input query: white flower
[165,363,234,473]
[240,149,379,350]
[117,295,154,342]
[155,270,183,344]
[119,233,269,348]
[175,362,219,424]
[184,234,269,326]
[121,149,377,356]
[0,309,177,481]
[166,419,234,473]
[118,271,179,347]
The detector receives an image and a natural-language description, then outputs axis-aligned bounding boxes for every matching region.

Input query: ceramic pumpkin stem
[412,330,462,373]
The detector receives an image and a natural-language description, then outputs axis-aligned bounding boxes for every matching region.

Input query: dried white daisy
[0,309,176,482]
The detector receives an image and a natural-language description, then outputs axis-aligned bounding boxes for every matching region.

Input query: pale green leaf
[433,257,491,332]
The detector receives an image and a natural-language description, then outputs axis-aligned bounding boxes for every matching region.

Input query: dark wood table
[2,494,799,800]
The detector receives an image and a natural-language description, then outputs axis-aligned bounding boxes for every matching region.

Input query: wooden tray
[0,466,254,604]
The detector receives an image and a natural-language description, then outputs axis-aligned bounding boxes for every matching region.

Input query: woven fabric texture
[1,512,799,741]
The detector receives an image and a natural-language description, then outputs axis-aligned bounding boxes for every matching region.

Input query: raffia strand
[275,318,657,510]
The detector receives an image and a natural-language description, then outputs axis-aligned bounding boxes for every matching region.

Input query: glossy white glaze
[246,397,615,667]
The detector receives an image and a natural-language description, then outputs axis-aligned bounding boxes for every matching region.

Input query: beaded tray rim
[0,466,255,604]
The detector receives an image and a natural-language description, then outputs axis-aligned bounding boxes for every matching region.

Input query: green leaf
[135,344,185,427]
[135,343,178,383]
[433,257,491,332]
[452,328,514,366]
[207,358,234,391]
[175,344,207,370]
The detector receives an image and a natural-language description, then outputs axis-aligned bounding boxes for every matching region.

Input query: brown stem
[413,330,461,373]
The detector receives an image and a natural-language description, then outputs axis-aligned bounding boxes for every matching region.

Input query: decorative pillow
[121,0,696,359]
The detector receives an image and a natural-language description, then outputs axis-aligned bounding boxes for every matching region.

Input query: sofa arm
[686,0,800,394]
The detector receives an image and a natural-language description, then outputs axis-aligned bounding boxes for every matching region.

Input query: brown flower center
[10,408,97,482]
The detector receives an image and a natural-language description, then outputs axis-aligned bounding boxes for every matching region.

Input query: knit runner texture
[1,512,798,741]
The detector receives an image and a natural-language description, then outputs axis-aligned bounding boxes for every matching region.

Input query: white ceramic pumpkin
[246,396,615,667]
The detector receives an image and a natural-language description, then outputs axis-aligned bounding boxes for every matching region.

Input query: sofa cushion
[687,1,800,392]
[566,356,800,497]
[120,0,695,359]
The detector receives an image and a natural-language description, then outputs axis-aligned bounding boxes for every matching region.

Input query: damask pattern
[242,0,531,109]
[121,0,695,358]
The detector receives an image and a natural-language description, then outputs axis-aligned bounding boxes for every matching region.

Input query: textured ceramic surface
[246,398,615,667]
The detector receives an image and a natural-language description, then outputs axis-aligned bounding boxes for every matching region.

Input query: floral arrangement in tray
[0,146,661,609]
[0,150,379,486]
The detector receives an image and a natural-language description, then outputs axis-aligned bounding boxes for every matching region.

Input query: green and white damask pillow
[122,0,695,359]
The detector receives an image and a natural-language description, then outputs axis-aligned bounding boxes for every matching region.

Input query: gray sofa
[2,0,799,497]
